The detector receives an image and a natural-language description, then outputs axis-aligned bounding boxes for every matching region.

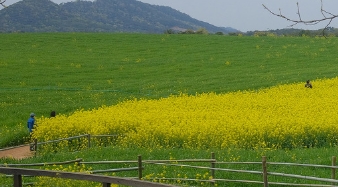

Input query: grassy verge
[2,146,338,186]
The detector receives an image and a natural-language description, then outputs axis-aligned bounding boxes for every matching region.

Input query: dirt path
[0,145,34,160]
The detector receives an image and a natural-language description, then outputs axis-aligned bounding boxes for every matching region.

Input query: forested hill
[0,0,238,33]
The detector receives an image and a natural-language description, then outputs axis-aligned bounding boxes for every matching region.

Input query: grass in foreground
[2,146,338,186]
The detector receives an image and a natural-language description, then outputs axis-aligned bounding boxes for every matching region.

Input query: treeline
[165,27,338,37]
[245,27,338,37]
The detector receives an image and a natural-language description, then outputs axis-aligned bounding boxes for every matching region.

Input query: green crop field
[1,33,338,147]
[1,33,338,186]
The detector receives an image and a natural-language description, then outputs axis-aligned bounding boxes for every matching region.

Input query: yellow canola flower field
[33,77,338,150]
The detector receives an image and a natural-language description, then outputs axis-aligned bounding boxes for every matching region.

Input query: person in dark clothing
[27,113,36,151]
[305,80,313,88]
[27,113,35,133]
[50,111,56,118]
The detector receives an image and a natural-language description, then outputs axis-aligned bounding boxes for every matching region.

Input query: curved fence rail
[2,135,338,186]
[2,155,338,186]
[26,134,120,156]
[0,166,178,187]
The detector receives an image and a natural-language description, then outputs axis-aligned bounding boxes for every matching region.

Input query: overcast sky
[2,0,338,32]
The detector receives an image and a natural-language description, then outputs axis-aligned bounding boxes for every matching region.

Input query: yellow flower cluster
[34,163,102,187]
[33,77,338,150]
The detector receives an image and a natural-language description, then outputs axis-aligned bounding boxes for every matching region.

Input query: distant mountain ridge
[0,0,239,33]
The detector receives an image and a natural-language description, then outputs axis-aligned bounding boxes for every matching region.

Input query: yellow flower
[33,77,338,150]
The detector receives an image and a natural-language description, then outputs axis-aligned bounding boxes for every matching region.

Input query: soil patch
[0,145,34,160]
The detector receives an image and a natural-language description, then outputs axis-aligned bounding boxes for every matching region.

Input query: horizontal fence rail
[0,158,82,167]
[0,167,179,187]
[2,156,338,187]
[267,171,338,184]
[0,134,120,153]
[268,162,338,169]
[29,134,121,155]
[0,144,31,152]
[91,167,139,174]
[2,134,338,187]
[35,134,89,145]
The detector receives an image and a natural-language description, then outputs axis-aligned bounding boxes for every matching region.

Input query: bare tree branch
[263,0,338,36]
[0,0,7,8]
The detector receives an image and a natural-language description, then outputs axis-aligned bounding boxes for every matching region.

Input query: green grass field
[1,33,338,147]
[1,33,338,186]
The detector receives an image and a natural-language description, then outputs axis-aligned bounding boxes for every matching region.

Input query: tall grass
[1,33,338,148]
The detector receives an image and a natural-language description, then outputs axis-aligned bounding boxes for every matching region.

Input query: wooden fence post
[87,134,91,148]
[210,152,215,185]
[13,174,22,187]
[332,156,336,186]
[102,182,110,187]
[262,156,268,187]
[138,155,142,180]
[34,139,38,157]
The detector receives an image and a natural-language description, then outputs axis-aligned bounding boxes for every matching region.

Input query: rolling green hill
[0,0,236,33]
[1,33,338,148]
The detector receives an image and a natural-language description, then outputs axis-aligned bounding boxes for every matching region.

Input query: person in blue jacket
[27,113,35,133]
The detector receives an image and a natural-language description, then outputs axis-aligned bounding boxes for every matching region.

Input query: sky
[1,0,338,32]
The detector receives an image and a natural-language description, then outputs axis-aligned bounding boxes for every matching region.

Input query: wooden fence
[140,155,338,187]
[2,154,338,186]
[0,166,178,187]
[27,134,119,155]
[2,135,338,186]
